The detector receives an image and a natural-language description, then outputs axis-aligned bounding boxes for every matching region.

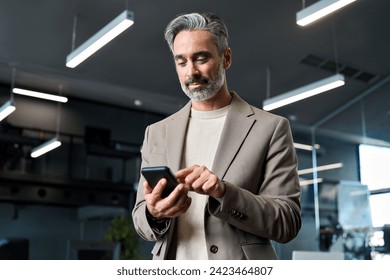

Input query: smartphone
[141,166,178,198]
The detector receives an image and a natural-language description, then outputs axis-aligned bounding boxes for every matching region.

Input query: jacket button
[210,245,218,254]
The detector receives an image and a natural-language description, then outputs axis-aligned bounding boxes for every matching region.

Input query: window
[369,193,390,228]
[359,144,390,191]
[359,144,390,228]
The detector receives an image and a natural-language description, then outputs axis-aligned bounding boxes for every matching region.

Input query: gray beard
[181,64,225,101]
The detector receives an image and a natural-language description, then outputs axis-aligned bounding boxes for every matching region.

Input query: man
[132,12,301,260]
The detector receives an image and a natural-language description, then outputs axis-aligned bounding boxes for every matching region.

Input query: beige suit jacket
[132,92,301,259]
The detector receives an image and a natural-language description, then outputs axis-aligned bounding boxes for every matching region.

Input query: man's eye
[195,57,208,64]
[177,61,186,67]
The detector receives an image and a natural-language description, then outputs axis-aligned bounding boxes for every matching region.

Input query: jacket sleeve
[131,126,171,241]
[208,117,301,243]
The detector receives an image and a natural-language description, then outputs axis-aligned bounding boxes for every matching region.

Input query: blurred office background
[0,0,389,260]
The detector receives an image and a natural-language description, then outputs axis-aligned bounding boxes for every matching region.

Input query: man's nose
[186,62,200,78]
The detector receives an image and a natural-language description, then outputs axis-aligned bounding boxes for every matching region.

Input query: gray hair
[164,12,229,55]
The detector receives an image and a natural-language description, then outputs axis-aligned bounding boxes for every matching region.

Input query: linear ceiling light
[31,137,62,158]
[299,178,324,186]
[297,0,357,26]
[294,142,321,151]
[263,74,345,111]
[0,100,16,122]
[66,10,134,68]
[13,88,68,103]
[298,162,343,175]
[1,67,17,122]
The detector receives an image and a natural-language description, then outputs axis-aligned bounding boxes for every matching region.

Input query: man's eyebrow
[174,51,212,60]
[192,51,212,58]
[174,54,184,60]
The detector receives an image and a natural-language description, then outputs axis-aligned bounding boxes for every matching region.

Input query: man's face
[173,30,226,101]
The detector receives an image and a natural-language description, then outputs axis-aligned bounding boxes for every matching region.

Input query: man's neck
[191,89,232,111]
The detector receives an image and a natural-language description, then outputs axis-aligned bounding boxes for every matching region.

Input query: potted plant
[104,215,140,260]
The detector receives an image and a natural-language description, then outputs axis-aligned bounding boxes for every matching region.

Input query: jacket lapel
[212,92,256,179]
[165,93,256,178]
[166,101,191,172]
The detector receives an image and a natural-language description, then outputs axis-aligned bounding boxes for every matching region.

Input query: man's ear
[223,48,232,69]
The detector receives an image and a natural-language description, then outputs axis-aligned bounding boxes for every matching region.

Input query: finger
[152,187,189,218]
[200,176,225,198]
[188,168,210,189]
[182,182,194,192]
[179,196,192,212]
[145,178,168,208]
[151,178,167,198]
[143,181,153,195]
[174,192,190,208]
[165,196,192,217]
[165,183,188,201]
[203,173,219,189]
[152,183,186,213]
[175,165,199,181]
[184,165,209,185]
[175,165,195,176]
[191,176,208,192]
[143,180,160,215]
[165,193,188,213]
[191,172,221,196]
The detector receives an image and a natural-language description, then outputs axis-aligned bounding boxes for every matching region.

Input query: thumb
[143,181,153,196]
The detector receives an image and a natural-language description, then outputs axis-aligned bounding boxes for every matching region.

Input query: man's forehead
[173,30,218,55]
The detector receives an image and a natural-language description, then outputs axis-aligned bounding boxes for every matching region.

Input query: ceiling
[0,0,389,144]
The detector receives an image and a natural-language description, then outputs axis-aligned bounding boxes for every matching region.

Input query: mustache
[185,76,209,86]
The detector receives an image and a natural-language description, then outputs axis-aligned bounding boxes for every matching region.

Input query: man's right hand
[143,178,192,219]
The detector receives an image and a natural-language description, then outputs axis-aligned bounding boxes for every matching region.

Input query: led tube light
[294,142,321,151]
[298,162,343,175]
[263,74,345,111]
[31,137,62,158]
[297,0,357,26]
[0,100,16,122]
[13,88,68,103]
[299,178,324,186]
[66,10,134,68]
